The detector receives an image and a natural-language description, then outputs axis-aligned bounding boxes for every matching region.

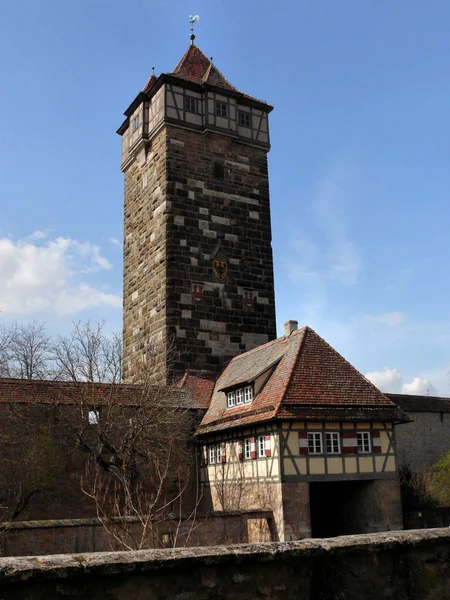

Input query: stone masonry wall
[165,125,277,377]
[0,512,272,557]
[123,129,169,382]
[1,529,449,600]
[123,122,277,382]
[396,412,450,471]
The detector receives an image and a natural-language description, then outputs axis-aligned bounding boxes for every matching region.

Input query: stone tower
[118,43,277,383]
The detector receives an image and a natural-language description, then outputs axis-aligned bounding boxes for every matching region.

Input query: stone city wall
[0,529,449,600]
[0,511,272,557]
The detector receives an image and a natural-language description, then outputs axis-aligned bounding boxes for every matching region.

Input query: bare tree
[0,322,15,377]
[8,322,52,380]
[52,320,122,383]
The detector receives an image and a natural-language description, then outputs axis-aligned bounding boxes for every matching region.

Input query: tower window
[215,101,228,117]
[132,115,140,132]
[185,95,200,114]
[239,111,251,127]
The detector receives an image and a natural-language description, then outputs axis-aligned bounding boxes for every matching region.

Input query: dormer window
[132,115,140,132]
[215,101,228,117]
[227,385,253,408]
[185,95,200,113]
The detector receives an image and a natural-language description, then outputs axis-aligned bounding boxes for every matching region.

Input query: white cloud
[365,366,438,396]
[0,235,121,317]
[363,312,407,327]
[403,377,437,396]
[109,237,122,247]
[365,367,403,393]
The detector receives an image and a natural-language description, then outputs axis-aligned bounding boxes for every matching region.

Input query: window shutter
[238,441,243,462]
[250,436,257,459]
[202,445,208,465]
[265,434,272,457]
[343,430,357,454]
[298,430,308,455]
[221,442,227,463]
[372,432,382,454]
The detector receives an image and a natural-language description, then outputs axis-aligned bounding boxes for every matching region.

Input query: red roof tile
[171,45,238,92]
[196,327,410,435]
[0,378,193,408]
[176,372,216,409]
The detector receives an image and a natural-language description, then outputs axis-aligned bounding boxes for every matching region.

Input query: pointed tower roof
[196,326,410,434]
[171,44,239,92]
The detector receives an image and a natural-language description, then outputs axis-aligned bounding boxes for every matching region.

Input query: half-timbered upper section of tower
[117,44,273,171]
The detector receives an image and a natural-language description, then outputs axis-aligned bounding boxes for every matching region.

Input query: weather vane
[189,15,200,45]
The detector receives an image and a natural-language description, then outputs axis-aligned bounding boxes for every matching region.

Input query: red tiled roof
[387,393,450,413]
[142,74,157,93]
[176,372,216,409]
[171,45,238,92]
[0,378,193,408]
[196,327,410,435]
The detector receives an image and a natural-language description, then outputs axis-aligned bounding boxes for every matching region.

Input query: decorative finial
[189,15,200,45]
[152,66,155,76]
[209,56,213,63]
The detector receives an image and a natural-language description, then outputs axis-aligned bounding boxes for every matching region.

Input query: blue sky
[1,0,450,395]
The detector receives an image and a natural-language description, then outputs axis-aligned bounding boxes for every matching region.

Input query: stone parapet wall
[0,529,449,599]
[0,511,272,557]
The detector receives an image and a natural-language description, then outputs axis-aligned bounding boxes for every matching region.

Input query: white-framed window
[88,409,99,425]
[226,385,253,408]
[244,438,251,460]
[357,432,371,454]
[132,115,140,131]
[244,385,253,404]
[216,443,222,463]
[185,95,200,113]
[239,110,251,127]
[215,101,228,117]
[236,388,244,405]
[258,435,266,458]
[307,432,323,455]
[208,445,216,464]
[326,432,340,454]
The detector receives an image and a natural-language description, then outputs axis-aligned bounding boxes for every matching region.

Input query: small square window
[244,438,251,460]
[326,432,340,454]
[244,385,253,404]
[258,435,266,458]
[215,101,228,117]
[132,115,140,132]
[185,95,200,113]
[88,409,99,425]
[239,111,251,127]
[227,390,236,408]
[236,388,244,405]
[307,432,323,454]
[357,432,371,453]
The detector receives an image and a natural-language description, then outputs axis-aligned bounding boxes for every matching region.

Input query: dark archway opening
[309,480,376,538]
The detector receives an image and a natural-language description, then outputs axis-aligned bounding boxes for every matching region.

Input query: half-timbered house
[195,320,410,541]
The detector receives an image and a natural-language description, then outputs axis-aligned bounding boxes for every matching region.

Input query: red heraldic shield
[192,283,203,302]
[243,290,254,308]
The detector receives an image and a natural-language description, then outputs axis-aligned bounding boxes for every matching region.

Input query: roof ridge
[226,326,308,365]
[274,327,308,416]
